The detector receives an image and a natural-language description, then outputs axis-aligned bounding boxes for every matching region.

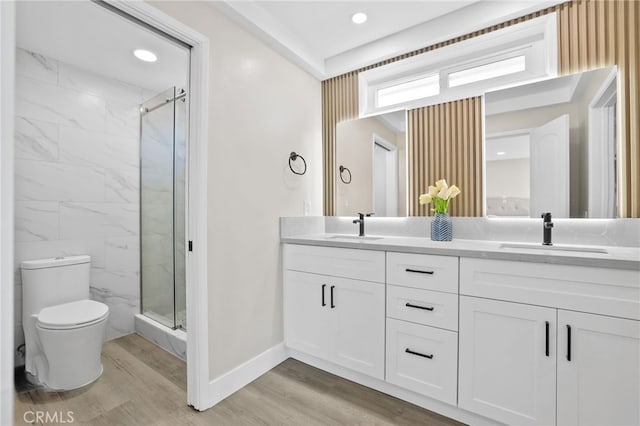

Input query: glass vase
[431,212,452,241]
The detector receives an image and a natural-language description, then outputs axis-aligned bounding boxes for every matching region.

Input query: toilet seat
[37,300,109,330]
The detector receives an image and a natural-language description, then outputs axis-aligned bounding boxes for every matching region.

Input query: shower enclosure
[139,87,187,330]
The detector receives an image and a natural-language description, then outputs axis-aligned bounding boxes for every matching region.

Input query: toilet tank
[21,255,91,320]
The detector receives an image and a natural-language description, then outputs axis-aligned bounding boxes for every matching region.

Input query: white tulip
[419,194,432,204]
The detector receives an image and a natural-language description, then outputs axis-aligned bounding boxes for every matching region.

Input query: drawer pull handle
[321,284,326,307]
[330,285,335,309]
[545,321,549,357]
[405,348,433,359]
[566,324,572,361]
[405,268,434,275]
[405,302,434,311]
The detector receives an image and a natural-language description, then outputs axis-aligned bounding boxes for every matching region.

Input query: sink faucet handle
[365,212,375,217]
[541,212,552,221]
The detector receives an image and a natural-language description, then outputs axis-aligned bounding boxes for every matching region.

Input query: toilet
[21,255,109,390]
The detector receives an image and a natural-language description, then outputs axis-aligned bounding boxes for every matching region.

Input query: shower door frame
[106,1,211,411]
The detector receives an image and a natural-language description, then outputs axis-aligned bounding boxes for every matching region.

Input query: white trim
[288,350,500,426]
[359,13,557,117]
[0,2,15,424]
[207,343,288,407]
[105,1,211,411]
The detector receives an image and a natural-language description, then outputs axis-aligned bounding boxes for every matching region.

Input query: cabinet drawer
[460,257,640,320]
[284,244,385,283]
[386,318,458,405]
[387,285,458,331]
[387,252,458,293]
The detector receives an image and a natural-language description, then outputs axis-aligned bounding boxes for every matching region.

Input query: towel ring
[339,165,352,184]
[289,152,307,175]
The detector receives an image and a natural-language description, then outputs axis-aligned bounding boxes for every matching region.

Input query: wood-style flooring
[14,334,464,425]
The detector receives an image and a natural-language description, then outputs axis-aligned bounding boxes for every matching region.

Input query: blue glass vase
[431,213,452,241]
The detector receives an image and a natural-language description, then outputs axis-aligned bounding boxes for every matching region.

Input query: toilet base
[34,315,108,391]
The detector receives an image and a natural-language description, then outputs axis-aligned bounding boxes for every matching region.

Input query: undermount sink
[325,235,383,241]
[499,242,608,254]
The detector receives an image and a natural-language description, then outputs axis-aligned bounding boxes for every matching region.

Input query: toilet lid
[38,300,109,328]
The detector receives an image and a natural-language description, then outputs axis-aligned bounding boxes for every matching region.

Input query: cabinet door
[283,271,330,360]
[330,277,385,379]
[459,296,556,426]
[557,311,640,426]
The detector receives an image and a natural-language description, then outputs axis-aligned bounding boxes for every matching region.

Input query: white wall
[486,158,530,198]
[13,48,146,364]
[147,1,323,379]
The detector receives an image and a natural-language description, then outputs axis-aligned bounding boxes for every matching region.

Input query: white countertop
[281,234,640,271]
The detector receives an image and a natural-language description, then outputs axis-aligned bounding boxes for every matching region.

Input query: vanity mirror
[336,111,407,217]
[484,67,617,218]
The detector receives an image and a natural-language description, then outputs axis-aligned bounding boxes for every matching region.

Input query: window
[358,14,557,117]
[376,74,439,108]
[448,55,526,88]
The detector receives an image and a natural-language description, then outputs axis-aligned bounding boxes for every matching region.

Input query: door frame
[108,1,211,410]
[372,133,398,216]
[588,67,617,218]
[0,2,16,425]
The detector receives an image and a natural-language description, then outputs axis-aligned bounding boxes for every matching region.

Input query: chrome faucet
[353,213,374,237]
[541,212,554,245]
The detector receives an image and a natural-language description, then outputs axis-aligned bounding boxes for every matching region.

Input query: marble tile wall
[14,48,153,365]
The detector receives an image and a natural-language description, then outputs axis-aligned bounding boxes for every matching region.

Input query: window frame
[358,13,558,117]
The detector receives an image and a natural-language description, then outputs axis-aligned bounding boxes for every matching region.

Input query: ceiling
[213,0,564,79]
[14,0,562,93]
[16,1,189,93]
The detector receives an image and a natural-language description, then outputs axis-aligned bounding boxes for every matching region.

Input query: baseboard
[205,342,288,408]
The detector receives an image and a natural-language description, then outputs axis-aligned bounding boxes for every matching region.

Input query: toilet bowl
[35,300,109,390]
[21,255,110,390]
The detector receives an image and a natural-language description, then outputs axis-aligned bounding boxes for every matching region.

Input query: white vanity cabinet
[385,252,459,405]
[459,258,640,426]
[283,245,385,379]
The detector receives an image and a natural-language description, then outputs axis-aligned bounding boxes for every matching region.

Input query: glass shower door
[140,87,186,330]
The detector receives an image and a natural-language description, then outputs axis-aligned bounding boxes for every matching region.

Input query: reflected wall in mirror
[336,112,407,217]
[484,67,617,218]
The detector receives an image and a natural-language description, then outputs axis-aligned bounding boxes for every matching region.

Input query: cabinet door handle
[321,284,326,307]
[545,321,550,357]
[405,348,433,359]
[566,324,572,361]
[405,268,434,275]
[330,285,335,309]
[405,302,434,311]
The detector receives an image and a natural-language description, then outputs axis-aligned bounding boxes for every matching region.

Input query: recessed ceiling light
[133,49,157,63]
[497,151,506,156]
[352,12,367,24]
